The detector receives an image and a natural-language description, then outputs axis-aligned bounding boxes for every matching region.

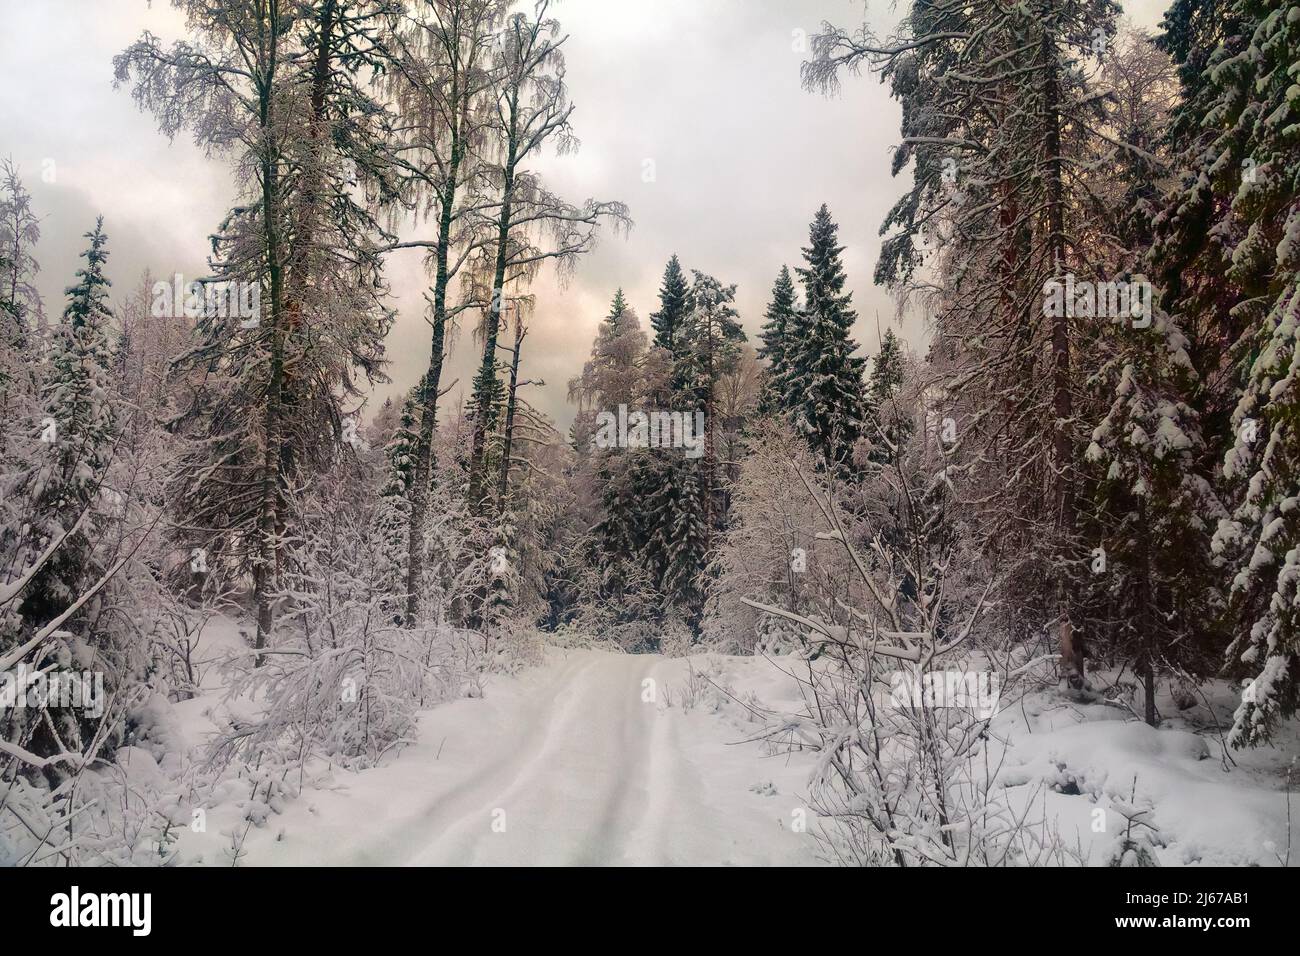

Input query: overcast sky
[4,0,1168,428]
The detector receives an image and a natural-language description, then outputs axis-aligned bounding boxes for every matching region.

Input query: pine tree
[650,254,690,353]
[756,264,797,414]
[787,205,867,472]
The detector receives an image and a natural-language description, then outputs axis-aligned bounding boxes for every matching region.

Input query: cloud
[4,0,1166,430]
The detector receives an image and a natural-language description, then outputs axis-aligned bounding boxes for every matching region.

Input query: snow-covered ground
[995,681,1297,866]
[144,617,1296,867]
[172,644,823,866]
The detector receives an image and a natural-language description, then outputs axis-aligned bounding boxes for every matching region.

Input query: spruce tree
[570,290,656,602]
[1150,0,1253,450]
[787,205,867,472]
[659,272,745,626]
[756,264,797,414]
[674,272,745,506]
[865,327,910,464]
[1190,0,1300,746]
[649,458,709,615]
[868,329,905,405]
[19,217,116,625]
[649,255,690,353]
[607,287,630,324]
[485,507,520,629]
[465,370,506,485]
[1087,310,1224,725]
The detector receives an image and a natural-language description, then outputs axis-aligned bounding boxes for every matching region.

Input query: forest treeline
[0,0,1298,865]
[571,0,1300,757]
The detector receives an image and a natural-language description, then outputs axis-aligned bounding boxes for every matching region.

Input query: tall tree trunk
[468,94,520,511]
[1138,499,1157,726]
[271,0,338,624]
[253,19,285,664]
[404,168,459,626]
[1041,10,1082,689]
[496,323,525,510]
[401,4,495,625]
[701,326,717,554]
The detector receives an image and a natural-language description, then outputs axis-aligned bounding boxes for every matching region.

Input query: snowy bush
[206,472,488,771]
[743,454,1069,865]
[703,419,854,654]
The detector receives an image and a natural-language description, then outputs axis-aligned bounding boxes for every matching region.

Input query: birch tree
[464,0,629,511]
[384,0,502,624]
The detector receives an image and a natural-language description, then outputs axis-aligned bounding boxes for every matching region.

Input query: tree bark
[1041,9,1082,689]
[467,86,520,512]
[252,5,286,665]
[496,323,525,510]
[404,142,462,626]
[1138,499,1157,726]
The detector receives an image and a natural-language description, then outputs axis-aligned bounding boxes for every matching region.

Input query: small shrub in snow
[741,457,1070,865]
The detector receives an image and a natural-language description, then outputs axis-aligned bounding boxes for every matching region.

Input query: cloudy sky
[4,0,1168,428]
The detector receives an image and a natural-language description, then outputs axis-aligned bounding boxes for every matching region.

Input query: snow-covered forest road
[229,649,820,866]
[161,632,1295,869]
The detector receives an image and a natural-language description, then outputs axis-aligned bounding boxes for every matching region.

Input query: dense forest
[1,0,1298,870]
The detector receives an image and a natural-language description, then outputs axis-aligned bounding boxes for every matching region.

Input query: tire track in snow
[566,654,656,865]
[282,649,818,866]
[410,651,641,864]
[348,651,599,865]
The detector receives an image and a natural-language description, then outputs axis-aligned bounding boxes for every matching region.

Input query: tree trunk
[1041,10,1082,689]
[254,56,285,666]
[404,170,458,627]
[468,93,520,512]
[1138,500,1157,726]
[496,324,525,510]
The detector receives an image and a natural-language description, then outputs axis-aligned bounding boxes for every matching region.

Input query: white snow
[149,619,1296,867]
[178,647,822,866]
[997,692,1293,865]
